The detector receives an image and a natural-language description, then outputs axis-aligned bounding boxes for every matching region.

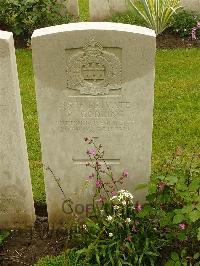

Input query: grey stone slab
[32,22,156,228]
[181,0,200,11]
[0,30,35,229]
[58,0,79,17]
[89,0,128,21]
[65,0,79,17]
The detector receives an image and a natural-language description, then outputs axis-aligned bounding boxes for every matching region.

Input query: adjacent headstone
[58,0,79,17]
[181,0,200,11]
[0,30,35,229]
[65,0,79,17]
[89,0,128,21]
[89,0,111,21]
[32,22,156,228]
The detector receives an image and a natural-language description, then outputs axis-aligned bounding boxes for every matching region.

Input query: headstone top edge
[31,22,156,39]
[0,30,13,41]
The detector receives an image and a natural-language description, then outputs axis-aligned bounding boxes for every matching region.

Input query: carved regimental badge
[66,39,122,95]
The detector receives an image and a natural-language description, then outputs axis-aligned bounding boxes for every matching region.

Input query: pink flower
[135,201,142,212]
[126,236,132,242]
[132,225,138,233]
[87,173,95,180]
[96,180,102,188]
[111,191,117,196]
[98,195,105,203]
[87,148,97,156]
[122,171,129,178]
[179,223,186,230]
[158,182,166,191]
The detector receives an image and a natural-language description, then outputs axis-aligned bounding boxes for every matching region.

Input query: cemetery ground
[0,47,199,265]
[0,1,200,264]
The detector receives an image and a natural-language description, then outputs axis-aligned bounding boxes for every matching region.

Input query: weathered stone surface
[89,0,128,21]
[89,0,110,21]
[0,30,35,229]
[65,0,79,17]
[57,0,79,17]
[32,22,156,228]
[181,0,200,11]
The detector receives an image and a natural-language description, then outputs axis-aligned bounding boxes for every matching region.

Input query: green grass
[17,50,45,203]
[79,0,89,21]
[16,49,200,204]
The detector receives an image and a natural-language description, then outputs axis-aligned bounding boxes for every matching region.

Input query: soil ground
[0,206,69,266]
[157,32,200,49]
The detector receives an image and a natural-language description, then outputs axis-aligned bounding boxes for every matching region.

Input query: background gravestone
[65,0,79,17]
[58,0,79,17]
[89,0,128,21]
[181,0,200,11]
[32,22,156,228]
[0,30,35,229]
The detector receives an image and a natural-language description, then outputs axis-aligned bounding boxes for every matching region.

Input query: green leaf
[108,250,115,265]
[95,250,100,265]
[166,176,178,185]
[194,253,200,260]
[197,228,200,241]
[135,183,148,191]
[189,210,200,223]
[157,175,166,181]
[181,205,194,214]
[0,231,9,246]
[177,232,186,241]
[173,214,184,224]
[149,183,157,194]
[165,260,175,266]
[171,252,179,261]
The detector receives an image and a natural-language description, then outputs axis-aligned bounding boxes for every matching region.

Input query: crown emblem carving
[66,38,122,96]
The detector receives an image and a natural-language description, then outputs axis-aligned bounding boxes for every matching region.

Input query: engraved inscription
[73,158,120,165]
[59,97,134,132]
[66,39,122,95]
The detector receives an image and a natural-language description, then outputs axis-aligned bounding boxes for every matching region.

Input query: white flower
[82,224,87,230]
[122,200,126,206]
[109,232,113,237]
[126,218,131,223]
[118,190,133,200]
[110,195,117,201]
[113,205,119,210]
[107,215,113,222]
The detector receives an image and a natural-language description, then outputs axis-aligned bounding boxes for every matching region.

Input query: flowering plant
[191,22,200,40]
[51,139,200,265]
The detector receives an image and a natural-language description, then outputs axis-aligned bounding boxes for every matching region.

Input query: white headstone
[89,0,128,21]
[32,22,156,228]
[0,30,35,229]
[65,0,79,17]
[181,0,200,11]
[57,0,79,17]
[89,0,111,21]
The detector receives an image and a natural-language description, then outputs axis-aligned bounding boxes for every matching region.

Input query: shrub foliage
[0,0,76,42]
